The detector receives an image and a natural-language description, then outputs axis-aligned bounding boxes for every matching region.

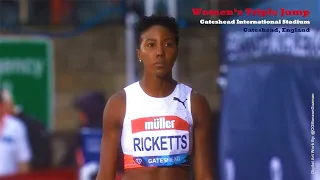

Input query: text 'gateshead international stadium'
[200,19,311,25]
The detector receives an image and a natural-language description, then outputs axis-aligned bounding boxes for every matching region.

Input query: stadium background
[0,0,319,180]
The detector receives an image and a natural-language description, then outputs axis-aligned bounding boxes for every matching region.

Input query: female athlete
[96,15,214,180]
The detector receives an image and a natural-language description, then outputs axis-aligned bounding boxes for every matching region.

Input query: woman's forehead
[141,25,175,39]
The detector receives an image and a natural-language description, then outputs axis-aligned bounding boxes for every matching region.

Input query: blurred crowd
[0,89,48,176]
[0,89,109,179]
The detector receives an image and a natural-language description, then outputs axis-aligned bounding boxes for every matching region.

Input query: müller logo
[145,117,175,130]
[131,116,189,133]
[192,8,310,18]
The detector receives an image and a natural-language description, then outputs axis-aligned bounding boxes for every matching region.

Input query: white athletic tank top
[121,82,193,169]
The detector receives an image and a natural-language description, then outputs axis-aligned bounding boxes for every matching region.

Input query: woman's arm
[96,91,126,180]
[191,91,215,180]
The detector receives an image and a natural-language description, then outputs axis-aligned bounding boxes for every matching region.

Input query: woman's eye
[147,43,155,47]
[165,43,173,47]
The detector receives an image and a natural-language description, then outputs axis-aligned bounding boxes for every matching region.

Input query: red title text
[192,8,310,17]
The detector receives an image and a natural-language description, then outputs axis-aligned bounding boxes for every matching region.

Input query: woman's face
[137,25,178,78]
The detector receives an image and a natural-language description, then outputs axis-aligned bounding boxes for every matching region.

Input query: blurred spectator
[0,89,32,177]
[73,91,106,129]
[1,89,52,170]
[59,91,109,180]
[75,91,106,180]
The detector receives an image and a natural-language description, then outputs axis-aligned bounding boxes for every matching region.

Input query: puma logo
[173,97,187,109]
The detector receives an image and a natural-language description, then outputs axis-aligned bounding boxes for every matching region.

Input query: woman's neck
[140,74,177,97]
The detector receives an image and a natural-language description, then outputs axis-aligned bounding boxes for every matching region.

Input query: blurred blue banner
[219,0,320,180]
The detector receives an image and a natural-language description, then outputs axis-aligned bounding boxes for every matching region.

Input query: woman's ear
[136,49,141,61]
